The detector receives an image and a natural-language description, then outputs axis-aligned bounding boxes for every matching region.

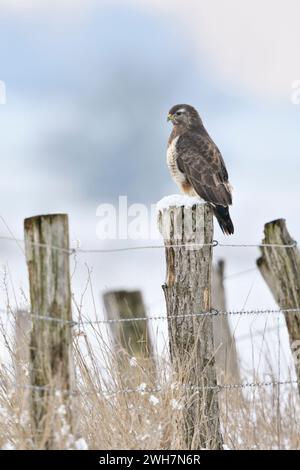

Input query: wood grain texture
[103,290,152,357]
[24,214,73,448]
[257,219,300,395]
[158,203,223,450]
[103,290,156,388]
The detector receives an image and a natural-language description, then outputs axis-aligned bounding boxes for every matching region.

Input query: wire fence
[84,378,300,395]
[0,231,299,400]
[12,378,299,397]
[0,233,297,254]
[1,307,300,326]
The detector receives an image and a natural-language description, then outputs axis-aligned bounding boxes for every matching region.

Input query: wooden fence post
[24,214,73,448]
[103,290,153,357]
[103,289,155,386]
[257,219,300,394]
[212,260,240,383]
[158,199,223,450]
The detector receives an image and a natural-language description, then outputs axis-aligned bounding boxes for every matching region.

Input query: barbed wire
[1,307,300,326]
[76,307,300,325]
[13,378,299,397]
[1,229,299,414]
[0,234,297,254]
[99,378,299,395]
[217,241,297,249]
[0,236,73,255]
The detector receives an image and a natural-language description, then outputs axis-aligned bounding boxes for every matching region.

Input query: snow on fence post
[24,214,73,448]
[157,195,223,450]
[257,219,300,395]
[212,260,241,383]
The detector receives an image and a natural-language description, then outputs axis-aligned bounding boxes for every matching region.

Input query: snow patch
[170,398,183,410]
[74,437,88,450]
[1,442,15,450]
[149,395,160,406]
[156,194,204,213]
[136,382,147,395]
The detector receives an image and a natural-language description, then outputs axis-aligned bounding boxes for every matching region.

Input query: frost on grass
[149,395,160,406]
[1,276,300,450]
[170,399,183,410]
[56,405,67,417]
[156,194,204,213]
[136,383,147,395]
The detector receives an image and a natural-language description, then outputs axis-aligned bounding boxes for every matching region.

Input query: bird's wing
[176,131,232,206]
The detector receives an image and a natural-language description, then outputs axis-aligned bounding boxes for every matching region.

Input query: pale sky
[1,0,300,96]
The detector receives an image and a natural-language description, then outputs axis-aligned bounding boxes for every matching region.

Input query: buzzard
[167,104,234,235]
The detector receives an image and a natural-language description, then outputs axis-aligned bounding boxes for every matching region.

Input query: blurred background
[0,0,300,376]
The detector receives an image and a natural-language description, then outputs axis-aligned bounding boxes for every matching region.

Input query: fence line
[1,212,298,449]
[0,234,297,254]
[0,307,288,344]
[1,307,299,325]
[12,378,299,397]
[100,378,300,395]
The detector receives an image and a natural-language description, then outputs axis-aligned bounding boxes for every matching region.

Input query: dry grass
[0,308,300,451]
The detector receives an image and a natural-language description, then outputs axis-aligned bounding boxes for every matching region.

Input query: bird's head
[167,104,202,129]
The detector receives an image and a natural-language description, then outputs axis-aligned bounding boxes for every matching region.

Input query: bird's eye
[176,111,182,116]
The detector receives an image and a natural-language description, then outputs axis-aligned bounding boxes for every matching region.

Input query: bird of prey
[167,104,234,235]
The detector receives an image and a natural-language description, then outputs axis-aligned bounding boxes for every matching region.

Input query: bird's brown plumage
[167,104,234,234]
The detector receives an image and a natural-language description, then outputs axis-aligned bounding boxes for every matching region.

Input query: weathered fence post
[212,260,240,383]
[257,219,300,394]
[158,197,223,450]
[103,289,155,386]
[24,214,73,448]
[103,290,153,358]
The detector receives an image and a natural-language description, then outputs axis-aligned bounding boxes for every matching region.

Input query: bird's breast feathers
[167,136,197,196]
[167,136,184,183]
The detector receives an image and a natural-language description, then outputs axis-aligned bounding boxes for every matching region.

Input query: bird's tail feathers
[212,205,234,235]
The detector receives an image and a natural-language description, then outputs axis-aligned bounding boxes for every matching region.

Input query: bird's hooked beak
[167,113,174,122]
